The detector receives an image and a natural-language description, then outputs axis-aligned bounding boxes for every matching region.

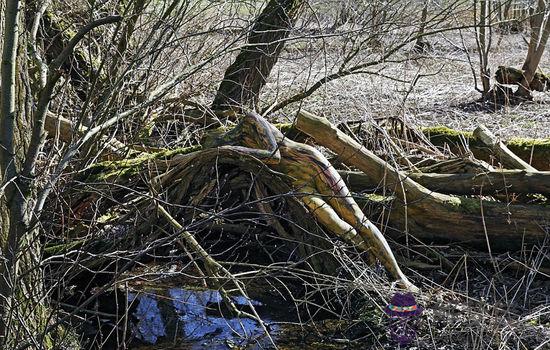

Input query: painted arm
[220,112,281,165]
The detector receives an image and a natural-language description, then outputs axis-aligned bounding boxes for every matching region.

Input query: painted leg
[330,195,417,291]
[300,190,371,253]
[314,176,418,291]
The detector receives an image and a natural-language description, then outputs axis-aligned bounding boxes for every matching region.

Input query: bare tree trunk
[414,0,430,51]
[475,0,492,97]
[0,2,120,345]
[211,0,304,111]
[516,0,550,98]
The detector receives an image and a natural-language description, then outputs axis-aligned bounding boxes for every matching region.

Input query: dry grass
[262,30,550,140]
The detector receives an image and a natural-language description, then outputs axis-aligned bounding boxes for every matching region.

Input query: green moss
[456,197,481,214]
[363,193,393,203]
[44,240,85,256]
[274,122,294,132]
[525,318,550,327]
[97,211,121,224]
[421,126,480,151]
[444,196,462,208]
[422,126,473,139]
[44,11,78,38]
[443,195,480,214]
[507,137,550,151]
[83,144,202,181]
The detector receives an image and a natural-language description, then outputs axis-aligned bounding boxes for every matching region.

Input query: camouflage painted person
[204,112,417,291]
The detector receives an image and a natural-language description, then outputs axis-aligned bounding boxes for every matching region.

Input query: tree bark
[340,169,550,197]
[211,0,304,111]
[0,0,36,344]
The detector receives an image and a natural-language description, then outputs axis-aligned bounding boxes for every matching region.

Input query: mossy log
[297,111,550,251]
[70,116,550,258]
[340,169,550,197]
[423,126,550,171]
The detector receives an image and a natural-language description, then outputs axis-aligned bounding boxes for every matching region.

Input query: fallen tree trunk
[296,111,550,250]
[340,169,550,196]
[67,113,550,256]
[423,126,550,171]
[45,112,162,158]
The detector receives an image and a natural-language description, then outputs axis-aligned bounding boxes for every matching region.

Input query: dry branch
[473,124,538,171]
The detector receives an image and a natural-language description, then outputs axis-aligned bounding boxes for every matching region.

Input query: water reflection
[129,288,278,348]
[129,294,166,344]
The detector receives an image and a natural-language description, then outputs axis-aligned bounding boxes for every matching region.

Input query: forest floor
[71,24,550,349]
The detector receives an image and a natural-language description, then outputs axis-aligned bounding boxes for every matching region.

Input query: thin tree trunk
[476,0,492,96]
[0,0,26,343]
[414,1,429,51]
[211,0,304,111]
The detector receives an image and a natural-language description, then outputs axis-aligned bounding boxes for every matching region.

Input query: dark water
[128,288,280,349]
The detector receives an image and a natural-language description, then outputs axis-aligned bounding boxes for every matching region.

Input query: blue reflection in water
[130,288,277,348]
[128,292,166,344]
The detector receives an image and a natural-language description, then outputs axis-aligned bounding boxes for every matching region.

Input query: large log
[423,126,550,171]
[296,111,550,250]
[340,169,550,197]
